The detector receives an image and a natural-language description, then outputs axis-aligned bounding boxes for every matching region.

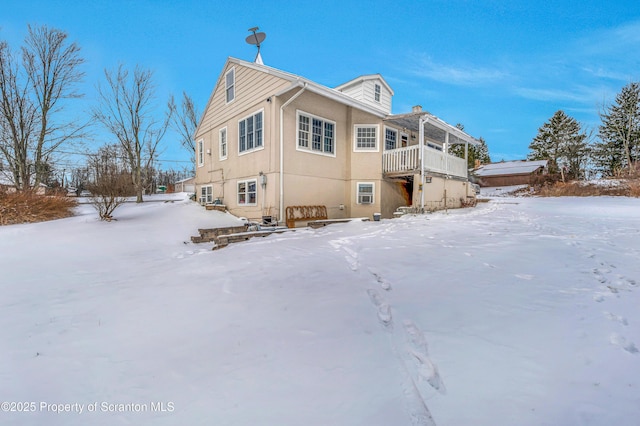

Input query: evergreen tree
[595,82,640,176]
[528,110,588,178]
[449,124,491,168]
[475,137,491,165]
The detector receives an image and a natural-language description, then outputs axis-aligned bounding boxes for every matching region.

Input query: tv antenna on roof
[246,27,266,65]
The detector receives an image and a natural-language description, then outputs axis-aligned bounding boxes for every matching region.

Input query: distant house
[0,170,12,191]
[473,160,548,187]
[194,56,480,224]
[0,170,48,195]
[175,177,195,193]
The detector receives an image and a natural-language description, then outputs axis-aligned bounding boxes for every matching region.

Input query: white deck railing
[382,145,468,179]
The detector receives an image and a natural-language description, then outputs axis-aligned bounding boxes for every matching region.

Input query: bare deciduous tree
[0,39,34,190]
[168,91,199,161]
[0,25,85,190]
[86,144,133,221]
[93,65,170,203]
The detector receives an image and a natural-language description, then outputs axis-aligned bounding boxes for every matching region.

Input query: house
[175,177,195,193]
[473,160,548,187]
[0,170,13,192]
[0,170,47,195]
[194,57,480,225]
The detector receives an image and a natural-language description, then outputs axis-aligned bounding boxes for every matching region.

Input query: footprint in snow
[409,348,447,394]
[368,268,392,291]
[403,320,446,394]
[610,333,639,354]
[515,274,534,280]
[603,311,628,326]
[367,289,393,329]
[340,246,359,271]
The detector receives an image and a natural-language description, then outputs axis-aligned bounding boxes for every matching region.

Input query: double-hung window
[219,128,227,160]
[374,84,381,102]
[239,110,263,154]
[357,182,374,204]
[297,111,335,155]
[197,140,204,167]
[237,179,257,206]
[354,125,379,151]
[225,68,235,103]
[200,185,212,204]
[385,127,397,150]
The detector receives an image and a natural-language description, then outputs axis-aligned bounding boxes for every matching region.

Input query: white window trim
[225,67,235,104]
[200,185,213,205]
[356,182,375,205]
[197,139,204,167]
[374,83,381,103]
[400,132,409,148]
[353,124,380,152]
[237,179,258,206]
[219,127,227,161]
[295,110,336,157]
[238,109,265,156]
[384,126,398,150]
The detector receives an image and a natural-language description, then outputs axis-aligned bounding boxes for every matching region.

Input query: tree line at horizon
[0,25,198,205]
[527,82,640,180]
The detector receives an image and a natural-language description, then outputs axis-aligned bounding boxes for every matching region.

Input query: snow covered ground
[479,184,529,197]
[1,194,639,425]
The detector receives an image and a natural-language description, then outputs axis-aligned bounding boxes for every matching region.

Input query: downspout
[419,115,427,212]
[464,140,469,179]
[279,82,307,224]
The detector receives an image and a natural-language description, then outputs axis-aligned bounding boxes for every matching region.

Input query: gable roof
[195,57,392,137]
[195,57,480,145]
[334,74,394,95]
[474,160,548,177]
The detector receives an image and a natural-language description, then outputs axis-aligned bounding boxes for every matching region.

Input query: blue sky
[3,0,640,169]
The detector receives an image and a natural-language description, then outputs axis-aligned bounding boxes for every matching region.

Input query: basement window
[237,179,257,206]
[357,182,374,204]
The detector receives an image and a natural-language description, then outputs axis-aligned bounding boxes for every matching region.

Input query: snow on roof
[175,176,195,184]
[474,160,548,177]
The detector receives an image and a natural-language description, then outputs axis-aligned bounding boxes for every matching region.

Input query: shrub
[536,179,639,197]
[0,189,77,225]
[86,170,132,221]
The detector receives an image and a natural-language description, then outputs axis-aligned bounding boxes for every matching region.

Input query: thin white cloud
[578,19,640,57]
[408,54,509,87]
[512,87,590,103]
[581,66,636,82]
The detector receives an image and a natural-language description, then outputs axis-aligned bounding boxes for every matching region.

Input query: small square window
[357,183,374,204]
[355,125,378,151]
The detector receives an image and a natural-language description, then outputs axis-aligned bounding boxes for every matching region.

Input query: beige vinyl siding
[196,63,291,139]
[336,79,391,114]
[338,84,363,101]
